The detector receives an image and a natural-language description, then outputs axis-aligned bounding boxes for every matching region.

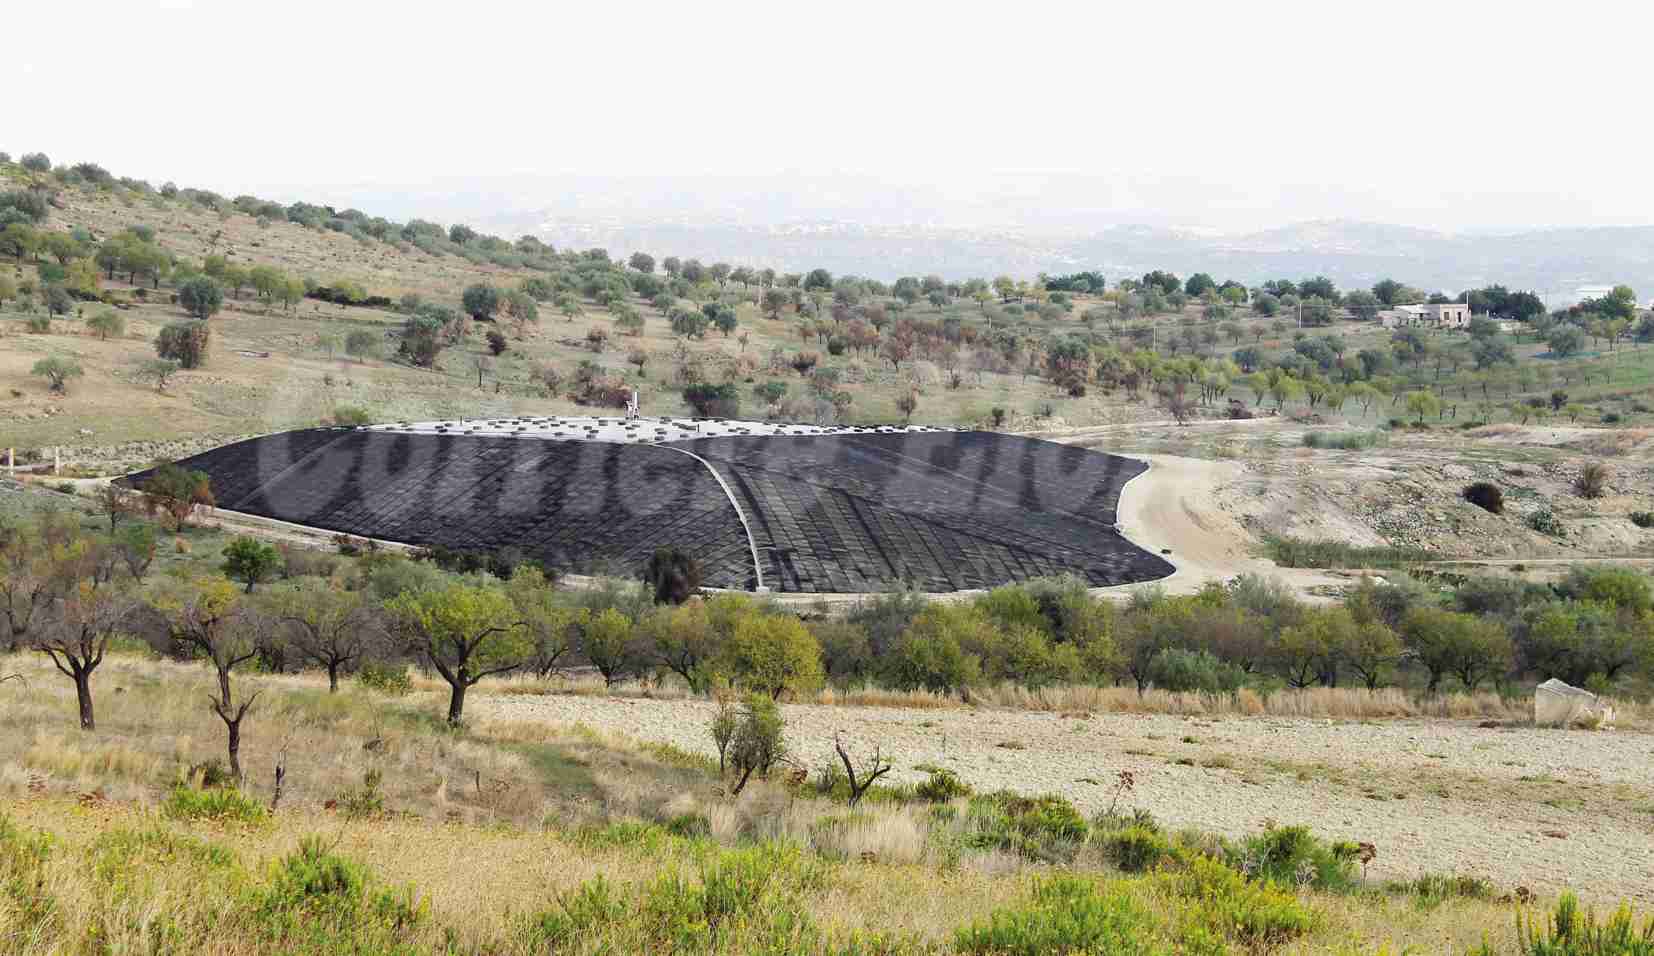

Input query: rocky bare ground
[479,692,1654,903]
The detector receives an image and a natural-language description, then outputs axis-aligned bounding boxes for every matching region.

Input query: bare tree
[34,584,138,730]
[0,538,52,653]
[833,732,893,807]
[263,581,381,691]
[95,484,137,532]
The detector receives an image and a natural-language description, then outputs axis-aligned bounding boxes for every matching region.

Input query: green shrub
[644,843,823,951]
[966,792,1089,861]
[185,758,233,789]
[335,768,385,821]
[253,836,425,942]
[525,875,630,949]
[573,822,677,853]
[1099,825,1176,873]
[916,768,972,802]
[955,875,1160,956]
[1144,647,1244,694]
[665,813,711,839]
[332,404,373,427]
[1226,823,1357,892]
[1168,856,1316,949]
[90,827,236,889]
[25,314,52,333]
[1511,893,1654,956]
[1301,430,1387,450]
[1262,536,1431,569]
[162,785,268,824]
[527,846,833,953]
[1527,509,1567,537]
[1393,873,1497,909]
[355,660,412,696]
[1629,512,1654,529]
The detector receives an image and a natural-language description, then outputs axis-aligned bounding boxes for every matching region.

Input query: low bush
[1099,825,1175,873]
[1392,873,1497,909]
[1225,823,1357,892]
[664,812,711,839]
[915,767,972,803]
[88,827,236,889]
[1168,856,1316,949]
[1527,509,1567,537]
[185,758,233,789]
[163,785,268,824]
[1575,462,1611,499]
[331,405,373,427]
[1262,536,1431,569]
[1497,893,1654,956]
[355,661,412,696]
[1463,481,1505,514]
[414,543,532,580]
[334,768,385,821]
[526,844,833,952]
[1301,430,1387,450]
[955,876,1159,956]
[1630,512,1654,529]
[253,836,425,944]
[965,792,1089,861]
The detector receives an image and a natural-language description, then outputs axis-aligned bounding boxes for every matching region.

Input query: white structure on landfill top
[364,416,955,444]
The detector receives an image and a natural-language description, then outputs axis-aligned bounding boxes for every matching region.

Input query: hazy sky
[8,0,1649,233]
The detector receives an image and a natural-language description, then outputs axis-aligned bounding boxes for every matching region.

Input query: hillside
[1,152,1652,570]
[2,158,1103,457]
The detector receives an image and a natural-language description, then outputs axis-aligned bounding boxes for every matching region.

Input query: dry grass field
[6,650,1636,955]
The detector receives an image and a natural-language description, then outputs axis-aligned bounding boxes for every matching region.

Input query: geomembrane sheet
[121,428,1172,592]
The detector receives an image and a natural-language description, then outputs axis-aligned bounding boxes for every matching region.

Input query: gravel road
[479,692,1654,903]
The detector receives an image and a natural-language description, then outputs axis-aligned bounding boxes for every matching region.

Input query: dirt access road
[1109,453,1346,596]
[480,691,1654,903]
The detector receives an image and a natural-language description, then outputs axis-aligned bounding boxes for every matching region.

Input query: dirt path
[479,692,1654,902]
[1111,454,1345,596]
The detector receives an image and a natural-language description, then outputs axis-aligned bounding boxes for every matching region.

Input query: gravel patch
[479,693,1654,903]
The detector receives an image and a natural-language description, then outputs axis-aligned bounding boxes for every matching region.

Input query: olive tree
[178,276,224,320]
[31,356,84,394]
[87,309,125,340]
[462,283,501,322]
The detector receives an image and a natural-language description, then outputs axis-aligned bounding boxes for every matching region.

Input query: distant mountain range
[475,213,1654,307]
[275,172,1653,304]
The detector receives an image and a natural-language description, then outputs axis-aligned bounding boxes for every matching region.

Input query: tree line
[9,474,1652,786]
